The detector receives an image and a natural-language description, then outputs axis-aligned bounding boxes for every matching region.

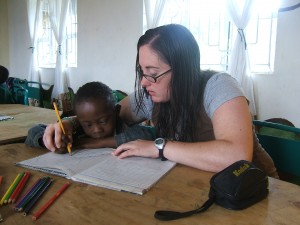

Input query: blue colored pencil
[17,177,50,212]
[14,178,41,211]
[23,179,53,216]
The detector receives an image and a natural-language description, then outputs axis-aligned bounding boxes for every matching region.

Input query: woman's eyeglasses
[137,66,172,83]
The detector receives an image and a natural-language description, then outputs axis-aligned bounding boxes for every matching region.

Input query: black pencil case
[154,160,269,221]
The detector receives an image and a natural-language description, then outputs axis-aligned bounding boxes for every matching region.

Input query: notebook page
[73,153,176,194]
[16,148,176,194]
[16,148,112,177]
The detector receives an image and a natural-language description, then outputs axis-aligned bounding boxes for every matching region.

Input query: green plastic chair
[0,83,15,104]
[26,81,43,107]
[10,85,29,105]
[27,82,53,108]
[112,90,127,103]
[7,78,40,106]
[253,120,300,185]
[9,78,53,107]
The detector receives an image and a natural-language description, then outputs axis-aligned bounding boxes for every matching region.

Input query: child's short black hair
[74,81,115,111]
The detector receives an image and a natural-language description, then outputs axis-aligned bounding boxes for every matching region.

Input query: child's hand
[43,121,74,152]
[54,147,68,154]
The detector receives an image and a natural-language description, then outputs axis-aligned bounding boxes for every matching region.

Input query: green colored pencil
[0,173,23,205]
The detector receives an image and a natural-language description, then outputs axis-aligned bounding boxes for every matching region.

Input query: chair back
[5,77,52,107]
[253,120,300,184]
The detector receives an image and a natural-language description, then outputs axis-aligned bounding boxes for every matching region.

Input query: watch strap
[159,140,167,161]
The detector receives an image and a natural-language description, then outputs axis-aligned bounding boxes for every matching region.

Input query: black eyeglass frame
[137,67,172,83]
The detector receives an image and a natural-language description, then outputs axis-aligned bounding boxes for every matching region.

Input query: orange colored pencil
[10,172,31,204]
[53,102,72,155]
[32,182,70,220]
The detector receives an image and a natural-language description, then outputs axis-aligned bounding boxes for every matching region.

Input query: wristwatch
[154,138,167,161]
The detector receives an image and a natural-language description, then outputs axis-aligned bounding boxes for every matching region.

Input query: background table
[0,104,57,144]
[0,143,300,225]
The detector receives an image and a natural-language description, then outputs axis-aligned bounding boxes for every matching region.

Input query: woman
[43,24,278,178]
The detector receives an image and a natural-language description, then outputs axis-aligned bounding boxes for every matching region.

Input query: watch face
[155,138,165,149]
[155,138,164,145]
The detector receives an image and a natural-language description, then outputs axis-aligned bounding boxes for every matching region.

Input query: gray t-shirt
[128,72,278,178]
[129,72,243,122]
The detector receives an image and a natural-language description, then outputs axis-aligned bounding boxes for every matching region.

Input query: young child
[25,81,155,153]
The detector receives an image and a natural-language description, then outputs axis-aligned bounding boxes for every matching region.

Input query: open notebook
[0,115,14,121]
[16,148,176,195]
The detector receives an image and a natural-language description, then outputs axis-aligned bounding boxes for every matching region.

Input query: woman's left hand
[112,140,159,159]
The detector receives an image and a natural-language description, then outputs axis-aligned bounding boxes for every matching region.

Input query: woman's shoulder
[203,71,245,118]
[207,71,237,83]
[205,71,242,93]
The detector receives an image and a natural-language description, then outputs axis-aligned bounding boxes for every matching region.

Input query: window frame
[143,0,279,74]
[36,0,77,68]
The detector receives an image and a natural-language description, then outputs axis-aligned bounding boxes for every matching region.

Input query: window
[143,0,280,74]
[37,0,77,68]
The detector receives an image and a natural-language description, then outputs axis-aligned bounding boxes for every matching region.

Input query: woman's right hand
[43,120,74,153]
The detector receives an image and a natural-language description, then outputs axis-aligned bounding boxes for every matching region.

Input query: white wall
[69,0,142,93]
[0,0,9,67]
[6,0,142,94]
[254,1,300,127]
[3,0,300,127]
[7,0,31,78]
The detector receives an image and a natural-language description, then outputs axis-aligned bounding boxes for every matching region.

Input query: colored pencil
[7,172,25,204]
[10,172,31,204]
[14,178,41,210]
[53,102,72,155]
[0,173,22,206]
[17,177,50,212]
[0,176,3,185]
[32,182,70,220]
[3,173,23,204]
[23,179,53,216]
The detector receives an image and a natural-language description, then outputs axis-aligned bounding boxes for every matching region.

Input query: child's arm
[115,125,156,146]
[74,125,155,149]
[25,124,47,148]
[74,136,117,149]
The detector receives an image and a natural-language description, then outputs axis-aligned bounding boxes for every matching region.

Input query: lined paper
[16,148,176,195]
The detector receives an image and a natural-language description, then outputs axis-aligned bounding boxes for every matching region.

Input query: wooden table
[0,104,58,144]
[0,143,300,225]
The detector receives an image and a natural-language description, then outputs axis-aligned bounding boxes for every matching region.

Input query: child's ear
[114,104,121,116]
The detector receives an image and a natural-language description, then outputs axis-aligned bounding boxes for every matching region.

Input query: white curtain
[48,0,70,111]
[26,0,41,83]
[144,0,166,29]
[227,0,256,116]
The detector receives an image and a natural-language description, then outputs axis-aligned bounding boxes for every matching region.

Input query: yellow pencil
[53,102,72,155]
[0,173,21,206]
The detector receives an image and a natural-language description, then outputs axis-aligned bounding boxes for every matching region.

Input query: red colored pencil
[10,172,31,204]
[32,183,70,220]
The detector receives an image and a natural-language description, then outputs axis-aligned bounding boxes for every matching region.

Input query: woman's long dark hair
[135,24,213,141]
